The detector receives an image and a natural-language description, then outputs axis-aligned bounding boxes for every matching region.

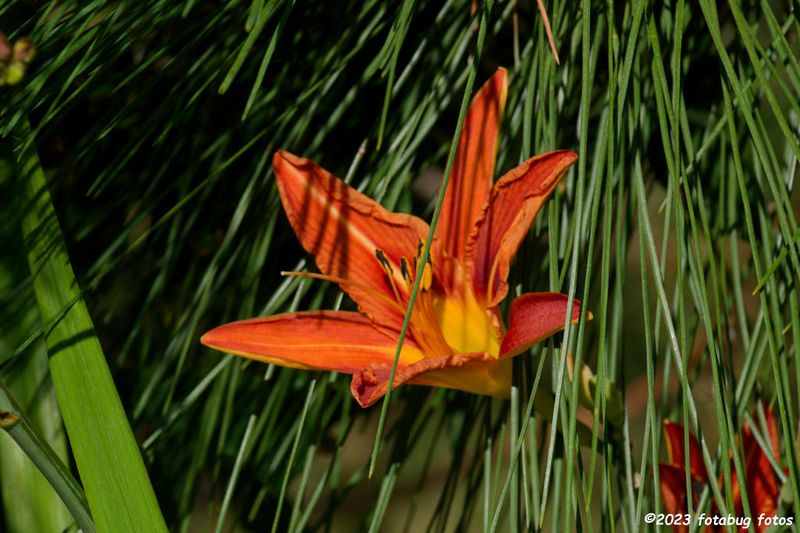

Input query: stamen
[409,278,451,355]
[400,257,412,283]
[400,241,451,355]
[420,262,432,291]
[374,249,393,273]
[374,248,402,302]
[412,240,433,292]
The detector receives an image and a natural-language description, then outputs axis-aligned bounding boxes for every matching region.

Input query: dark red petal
[743,406,782,528]
[663,420,706,481]
[658,464,691,533]
[499,293,582,358]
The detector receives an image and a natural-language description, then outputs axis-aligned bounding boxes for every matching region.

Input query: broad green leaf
[0,143,73,533]
[13,120,168,533]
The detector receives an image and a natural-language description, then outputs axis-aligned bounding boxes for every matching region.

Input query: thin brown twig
[536,0,560,65]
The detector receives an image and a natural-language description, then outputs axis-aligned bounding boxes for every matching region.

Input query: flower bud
[567,353,624,428]
[13,37,36,64]
[4,62,25,85]
[0,34,10,63]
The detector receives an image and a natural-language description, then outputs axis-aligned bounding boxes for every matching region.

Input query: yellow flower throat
[374,244,500,359]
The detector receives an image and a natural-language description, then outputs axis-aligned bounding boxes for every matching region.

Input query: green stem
[0,382,96,533]
[368,0,494,479]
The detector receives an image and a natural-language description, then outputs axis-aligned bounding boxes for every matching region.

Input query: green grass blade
[215,413,256,533]
[242,0,296,119]
[218,0,281,95]
[368,0,491,479]
[271,380,316,533]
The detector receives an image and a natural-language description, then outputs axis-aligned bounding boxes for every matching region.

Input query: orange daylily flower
[201,68,581,407]
[658,405,784,532]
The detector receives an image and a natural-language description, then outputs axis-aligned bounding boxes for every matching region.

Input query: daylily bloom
[202,68,582,407]
[658,405,783,532]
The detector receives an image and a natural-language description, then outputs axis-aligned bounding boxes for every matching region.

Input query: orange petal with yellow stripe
[436,68,508,273]
[467,150,577,306]
[274,150,430,331]
[201,311,424,373]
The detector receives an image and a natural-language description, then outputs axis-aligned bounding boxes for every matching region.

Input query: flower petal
[658,464,691,532]
[434,68,508,291]
[663,420,706,481]
[201,311,424,373]
[274,150,430,331]
[499,293,582,358]
[742,406,781,525]
[467,150,577,306]
[351,353,509,407]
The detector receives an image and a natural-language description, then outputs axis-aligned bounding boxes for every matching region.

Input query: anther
[420,262,432,291]
[400,257,412,283]
[374,249,393,274]
[375,248,402,302]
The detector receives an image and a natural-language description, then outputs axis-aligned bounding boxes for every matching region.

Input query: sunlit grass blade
[13,120,167,533]
[0,146,72,532]
[368,0,491,479]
